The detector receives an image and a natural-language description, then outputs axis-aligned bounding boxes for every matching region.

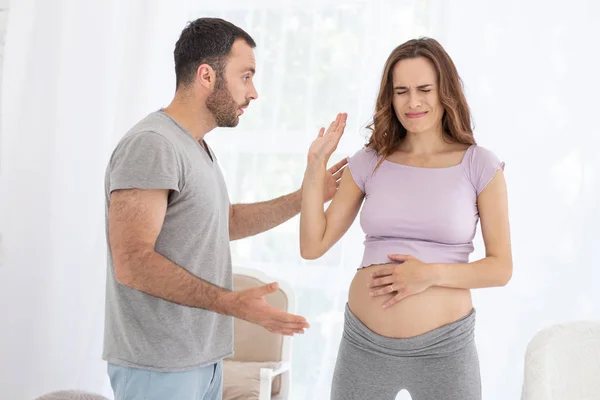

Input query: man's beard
[206,76,241,128]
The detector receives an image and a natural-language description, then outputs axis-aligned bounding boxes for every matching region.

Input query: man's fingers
[275,320,309,332]
[251,282,279,297]
[269,327,304,336]
[328,158,348,174]
[332,169,345,182]
[276,317,309,329]
[334,167,347,179]
[267,308,310,328]
[278,313,310,328]
[266,313,310,335]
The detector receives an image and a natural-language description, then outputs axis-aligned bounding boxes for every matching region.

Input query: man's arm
[109,188,232,313]
[229,190,302,241]
[229,158,348,241]
[109,188,310,335]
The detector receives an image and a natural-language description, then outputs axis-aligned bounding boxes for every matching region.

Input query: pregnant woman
[300,38,512,400]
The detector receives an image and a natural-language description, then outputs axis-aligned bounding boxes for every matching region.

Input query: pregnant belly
[347,263,474,338]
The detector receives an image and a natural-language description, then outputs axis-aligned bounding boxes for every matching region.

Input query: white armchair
[259,361,291,400]
[223,267,295,400]
[521,320,600,400]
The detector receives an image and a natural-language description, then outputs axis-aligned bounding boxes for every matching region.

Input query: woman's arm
[300,166,364,259]
[299,113,365,259]
[429,168,512,288]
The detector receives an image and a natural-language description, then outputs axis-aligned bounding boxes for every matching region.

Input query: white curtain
[0,0,191,398]
[1,0,599,399]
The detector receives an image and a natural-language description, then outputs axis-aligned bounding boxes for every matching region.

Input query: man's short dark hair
[174,17,256,89]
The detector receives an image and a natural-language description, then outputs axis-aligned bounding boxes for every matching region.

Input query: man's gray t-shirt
[102,111,233,371]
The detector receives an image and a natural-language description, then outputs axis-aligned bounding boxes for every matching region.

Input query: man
[103,17,346,400]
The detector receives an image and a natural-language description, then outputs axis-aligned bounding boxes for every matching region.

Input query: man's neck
[163,94,216,142]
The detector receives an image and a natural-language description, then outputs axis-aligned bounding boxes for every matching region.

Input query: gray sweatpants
[331,304,481,400]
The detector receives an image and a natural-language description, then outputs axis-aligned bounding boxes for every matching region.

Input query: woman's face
[391,57,444,135]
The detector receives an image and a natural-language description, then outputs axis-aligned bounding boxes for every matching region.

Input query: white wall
[0,0,8,268]
[0,0,8,88]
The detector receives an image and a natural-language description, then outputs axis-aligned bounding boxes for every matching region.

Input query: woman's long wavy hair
[366,38,476,163]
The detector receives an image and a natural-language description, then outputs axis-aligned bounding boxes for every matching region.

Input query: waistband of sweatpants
[342,303,476,358]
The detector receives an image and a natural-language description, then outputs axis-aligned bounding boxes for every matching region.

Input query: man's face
[206,39,258,127]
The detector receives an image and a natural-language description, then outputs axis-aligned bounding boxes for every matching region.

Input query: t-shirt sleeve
[347,146,376,193]
[109,131,181,194]
[469,145,505,195]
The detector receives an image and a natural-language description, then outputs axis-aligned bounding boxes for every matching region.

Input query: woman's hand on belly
[368,253,436,309]
[349,264,472,338]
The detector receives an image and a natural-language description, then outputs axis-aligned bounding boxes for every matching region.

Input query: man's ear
[196,64,215,90]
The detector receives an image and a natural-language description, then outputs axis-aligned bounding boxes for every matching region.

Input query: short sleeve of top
[347,146,379,193]
[467,145,505,196]
[109,131,181,194]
